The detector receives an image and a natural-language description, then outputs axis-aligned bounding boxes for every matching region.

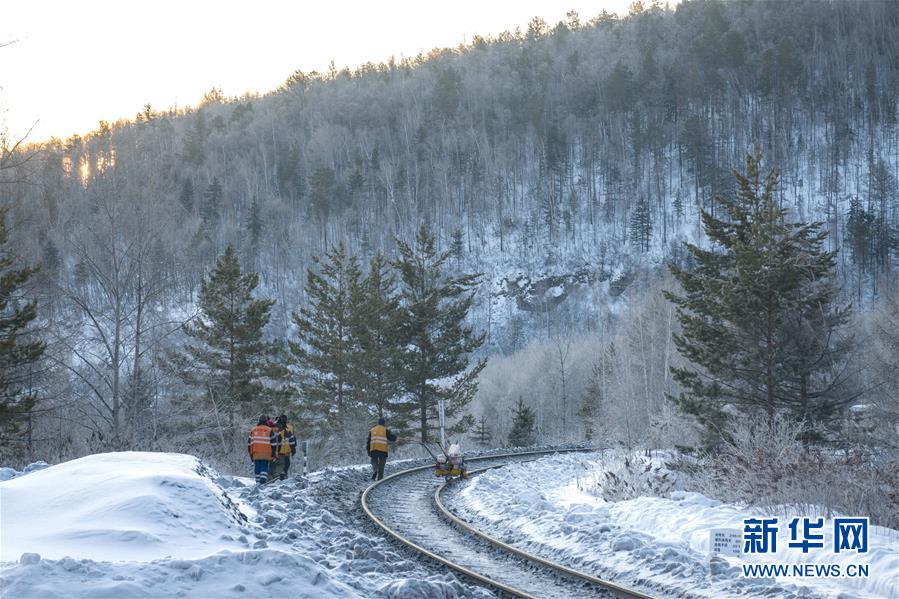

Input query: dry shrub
[675,413,899,528]
[581,453,677,502]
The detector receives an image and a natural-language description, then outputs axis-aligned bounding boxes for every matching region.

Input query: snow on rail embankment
[443,452,899,599]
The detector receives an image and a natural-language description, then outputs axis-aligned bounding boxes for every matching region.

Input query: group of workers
[247,414,297,485]
[247,414,398,484]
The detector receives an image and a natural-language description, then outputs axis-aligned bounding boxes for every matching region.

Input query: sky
[1,1,639,144]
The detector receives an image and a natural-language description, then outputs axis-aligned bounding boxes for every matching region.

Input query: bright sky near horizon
[1,1,636,143]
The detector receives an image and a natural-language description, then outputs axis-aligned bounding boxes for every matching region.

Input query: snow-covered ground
[0,452,487,598]
[4,450,895,599]
[445,452,899,599]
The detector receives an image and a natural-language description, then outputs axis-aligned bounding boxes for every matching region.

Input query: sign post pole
[302,440,308,475]
[437,399,446,451]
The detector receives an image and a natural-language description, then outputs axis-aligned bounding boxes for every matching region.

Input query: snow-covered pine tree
[507,397,536,447]
[472,415,492,447]
[394,224,485,444]
[665,150,855,446]
[578,345,614,442]
[348,252,405,424]
[170,244,280,448]
[673,190,684,222]
[0,209,45,450]
[450,229,464,265]
[290,242,361,434]
[201,177,222,228]
[178,178,194,215]
[866,156,898,284]
[245,196,263,268]
[845,196,875,302]
[629,196,652,252]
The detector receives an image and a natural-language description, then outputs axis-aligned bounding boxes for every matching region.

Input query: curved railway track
[361,450,655,599]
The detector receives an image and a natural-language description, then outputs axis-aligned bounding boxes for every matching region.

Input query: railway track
[361,449,656,599]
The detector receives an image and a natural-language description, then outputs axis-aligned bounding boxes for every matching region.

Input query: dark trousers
[370,451,387,480]
[270,456,286,480]
[253,459,270,484]
[281,455,291,479]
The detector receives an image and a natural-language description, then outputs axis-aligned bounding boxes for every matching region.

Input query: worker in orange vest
[247,416,276,484]
[366,417,397,481]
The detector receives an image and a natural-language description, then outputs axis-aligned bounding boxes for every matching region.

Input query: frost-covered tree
[394,224,485,443]
[348,253,405,422]
[290,243,361,433]
[578,344,614,442]
[201,178,223,228]
[507,397,536,447]
[178,178,194,215]
[472,415,492,447]
[0,209,45,448]
[629,196,652,252]
[171,245,280,448]
[666,151,855,444]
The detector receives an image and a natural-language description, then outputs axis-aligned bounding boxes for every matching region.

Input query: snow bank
[0,452,360,598]
[1,451,489,599]
[1,549,357,599]
[446,452,899,599]
[0,452,247,562]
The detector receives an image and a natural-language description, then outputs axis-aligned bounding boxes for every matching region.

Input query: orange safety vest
[276,425,294,456]
[369,425,389,453]
[249,424,273,460]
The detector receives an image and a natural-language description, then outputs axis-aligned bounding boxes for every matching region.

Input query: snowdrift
[0,452,246,562]
[0,452,359,598]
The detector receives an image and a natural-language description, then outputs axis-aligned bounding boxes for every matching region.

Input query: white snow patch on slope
[0,452,359,598]
[0,452,246,562]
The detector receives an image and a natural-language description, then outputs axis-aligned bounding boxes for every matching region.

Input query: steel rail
[435,464,656,599]
[360,448,656,599]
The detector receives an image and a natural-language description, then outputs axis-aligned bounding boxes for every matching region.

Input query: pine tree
[603,62,637,112]
[433,67,462,119]
[247,198,262,243]
[578,344,614,441]
[277,147,306,207]
[846,196,874,301]
[291,242,361,434]
[629,196,652,252]
[245,197,263,267]
[450,229,464,264]
[673,190,684,222]
[183,112,207,167]
[508,397,536,447]
[394,224,486,444]
[348,252,404,422]
[665,151,854,445]
[0,209,45,446]
[310,167,337,223]
[202,177,222,227]
[472,415,492,447]
[178,178,194,214]
[171,245,279,446]
[867,156,898,277]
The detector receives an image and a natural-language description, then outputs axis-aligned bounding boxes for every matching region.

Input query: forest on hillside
[0,1,898,523]
[6,1,898,316]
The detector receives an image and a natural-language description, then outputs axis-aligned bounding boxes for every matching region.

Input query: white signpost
[437,399,446,450]
[710,528,743,557]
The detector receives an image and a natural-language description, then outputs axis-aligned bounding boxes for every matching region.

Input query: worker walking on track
[248,416,277,484]
[366,417,397,481]
[270,414,297,480]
